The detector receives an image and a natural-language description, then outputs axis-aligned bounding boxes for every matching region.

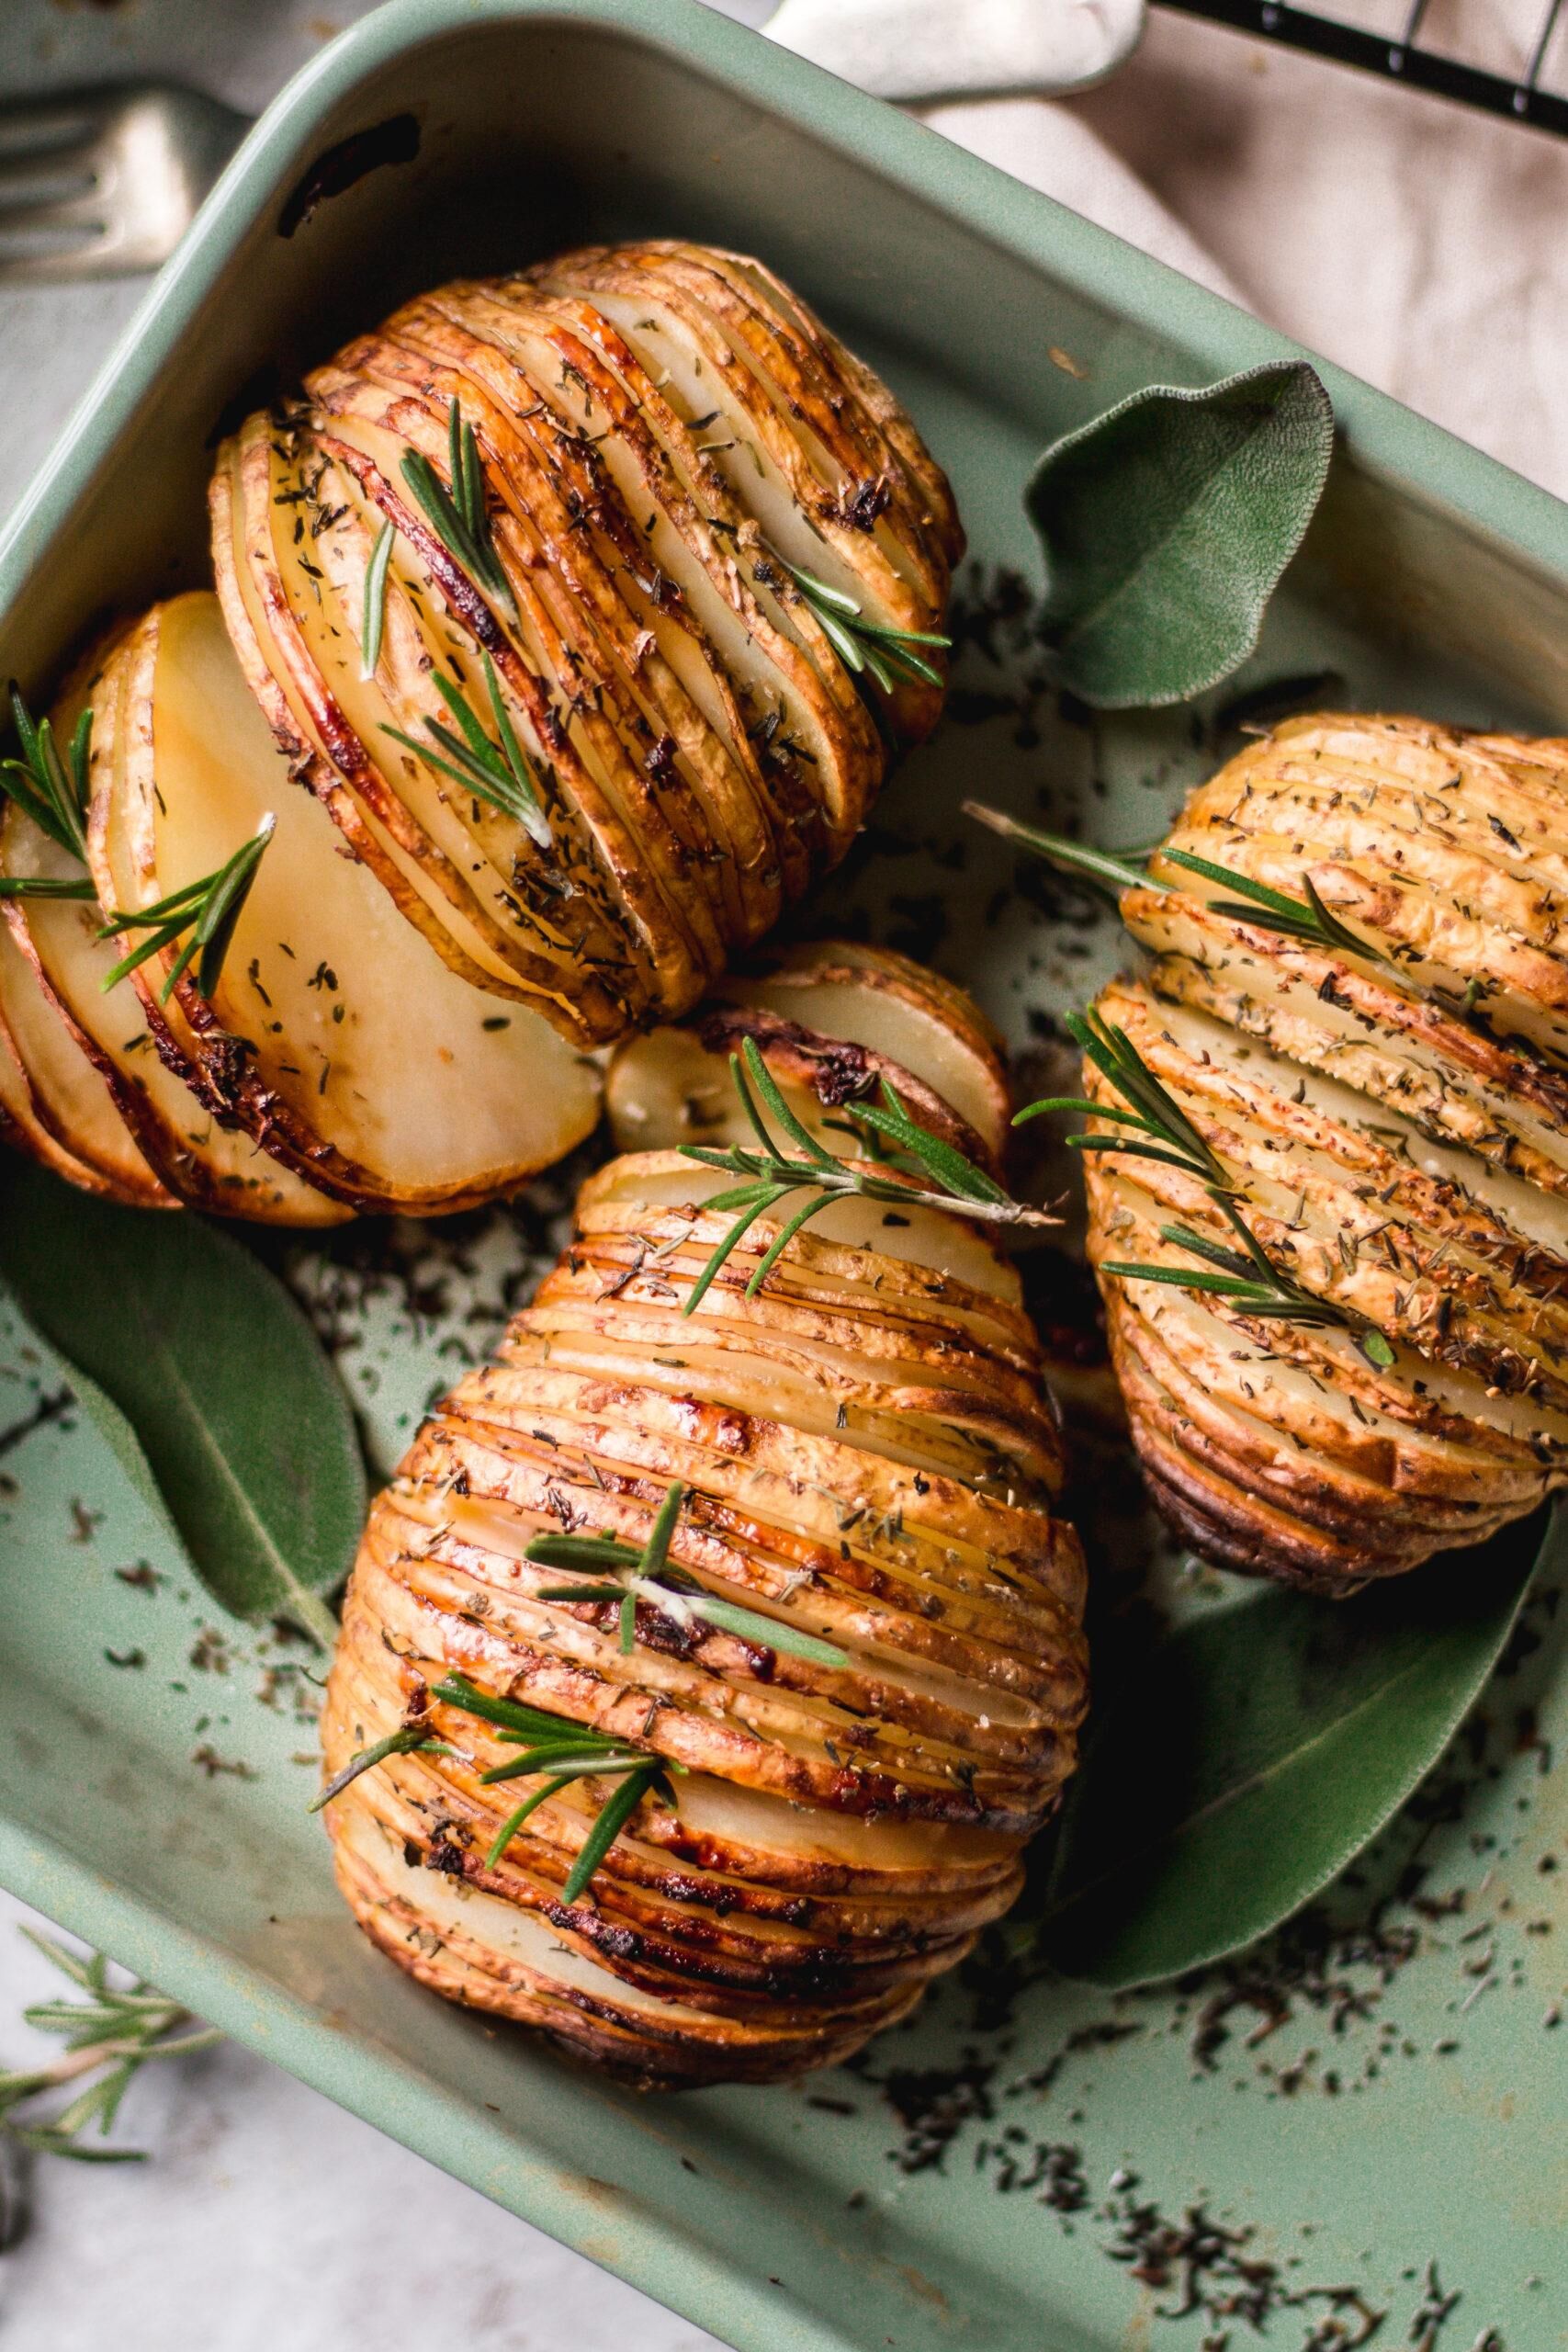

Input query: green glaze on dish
[1,6,1564,2349]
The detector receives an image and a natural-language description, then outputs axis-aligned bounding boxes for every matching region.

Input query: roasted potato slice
[606,937,1011,1170]
[99,594,601,1217]
[0,908,164,1205]
[4,637,337,1222]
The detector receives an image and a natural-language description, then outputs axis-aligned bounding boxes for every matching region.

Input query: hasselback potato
[1,241,959,1220]
[215,238,959,1046]
[1079,713,1568,1591]
[318,951,1089,2086]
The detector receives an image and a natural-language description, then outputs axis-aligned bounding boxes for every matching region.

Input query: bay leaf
[1032,1503,1551,1989]
[1026,361,1335,709]
[0,1162,363,1647]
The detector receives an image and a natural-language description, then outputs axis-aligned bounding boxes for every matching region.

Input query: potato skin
[320,1149,1087,2087]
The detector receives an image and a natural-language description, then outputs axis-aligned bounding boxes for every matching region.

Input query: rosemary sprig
[970,802,1553,1080]
[0,687,97,902]
[0,875,96,902]
[1158,846,1403,975]
[381,650,549,848]
[306,1722,449,1814]
[311,1673,680,1904]
[359,517,395,681]
[1019,1008,1396,1368]
[399,397,518,621]
[435,1672,678,1898]
[1017,1007,1234,1191]
[964,804,1153,902]
[775,557,950,692]
[2,686,91,862]
[96,817,275,1004]
[3,684,273,998]
[0,1929,220,2168]
[677,1035,1050,1314]
[528,1476,850,1668]
[964,802,1402,976]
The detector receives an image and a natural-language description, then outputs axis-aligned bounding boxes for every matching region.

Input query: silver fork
[0,84,250,283]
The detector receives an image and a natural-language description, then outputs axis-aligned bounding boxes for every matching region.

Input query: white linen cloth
[766,0,1146,100]
[767,0,1568,498]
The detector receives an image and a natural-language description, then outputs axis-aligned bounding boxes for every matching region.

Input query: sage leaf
[56,1361,188,1559]
[1026,361,1335,709]
[1031,1502,1549,1989]
[0,1163,364,1647]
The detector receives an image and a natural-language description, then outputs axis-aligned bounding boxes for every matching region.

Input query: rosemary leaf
[527,1534,641,1574]
[743,1189,839,1297]
[359,517,395,680]
[479,1744,651,1788]
[665,1581,849,1667]
[561,1762,660,1904]
[0,876,96,901]
[852,1082,1010,1203]
[775,557,949,691]
[96,818,275,1004]
[2,688,92,863]
[963,804,1153,902]
[430,1671,591,1747]
[738,1041,838,1168]
[308,1723,438,1813]
[399,398,517,620]
[640,1477,686,1579]
[484,1772,575,1868]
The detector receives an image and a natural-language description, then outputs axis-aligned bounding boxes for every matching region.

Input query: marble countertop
[2,1,1565,2345]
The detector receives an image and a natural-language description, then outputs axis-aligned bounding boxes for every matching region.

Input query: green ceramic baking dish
[3,5,1566,2347]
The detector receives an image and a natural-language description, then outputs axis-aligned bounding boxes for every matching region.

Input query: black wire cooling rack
[1154,0,1568,135]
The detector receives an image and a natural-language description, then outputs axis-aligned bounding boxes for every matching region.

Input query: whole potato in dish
[318,949,1089,2087]
[213,240,960,1049]
[1081,713,1568,1591]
